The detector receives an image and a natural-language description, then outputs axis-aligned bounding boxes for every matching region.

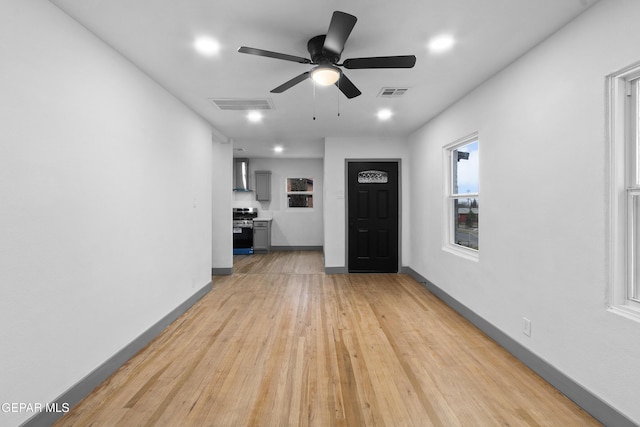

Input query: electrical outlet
[523,317,532,337]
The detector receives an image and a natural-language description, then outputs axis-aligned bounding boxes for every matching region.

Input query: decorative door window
[357,170,389,184]
[286,178,314,208]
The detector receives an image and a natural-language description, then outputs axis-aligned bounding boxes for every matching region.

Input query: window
[358,170,389,184]
[444,134,479,259]
[286,178,314,208]
[607,61,640,320]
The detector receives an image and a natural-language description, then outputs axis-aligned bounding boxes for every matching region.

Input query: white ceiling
[50,0,598,158]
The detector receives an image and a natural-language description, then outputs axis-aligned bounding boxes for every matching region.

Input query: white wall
[212,139,233,270]
[233,158,324,247]
[324,136,410,269]
[0,2,215,425]
[408,0,640,422]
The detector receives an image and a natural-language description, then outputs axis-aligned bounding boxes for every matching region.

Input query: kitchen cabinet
[253,219,271,253]
[255,170,271,201]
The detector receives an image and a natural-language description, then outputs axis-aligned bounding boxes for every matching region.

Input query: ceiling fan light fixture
[311,65,341,86]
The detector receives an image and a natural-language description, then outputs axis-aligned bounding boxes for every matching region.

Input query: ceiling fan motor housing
[307,35,340,64]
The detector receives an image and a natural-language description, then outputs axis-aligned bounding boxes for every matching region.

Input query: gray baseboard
[271,245,323,251]
[21,281,213,427]
[325,266,349,274]
[401,267,636,427]
[212,267,233,276]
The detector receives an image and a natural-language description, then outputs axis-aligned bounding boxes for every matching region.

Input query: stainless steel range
[233,207,258,254]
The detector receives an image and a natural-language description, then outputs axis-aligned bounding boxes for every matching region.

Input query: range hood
[233,158,251,191]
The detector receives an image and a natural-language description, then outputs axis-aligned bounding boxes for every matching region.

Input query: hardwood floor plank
[369,300,444,427]
[54,251,600,426]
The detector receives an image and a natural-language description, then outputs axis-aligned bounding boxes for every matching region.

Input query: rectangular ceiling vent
[209,98,274,111]
[378,87,409,98]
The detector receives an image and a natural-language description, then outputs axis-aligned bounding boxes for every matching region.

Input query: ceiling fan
[238,11,416,99]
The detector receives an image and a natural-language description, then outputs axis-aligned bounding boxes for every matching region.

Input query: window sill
[442,244,479,262]
[607,304,640,323]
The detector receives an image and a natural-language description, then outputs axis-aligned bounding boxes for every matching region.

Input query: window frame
[285,177,314,209]
[606,61,640,320]
[443,133,479,261]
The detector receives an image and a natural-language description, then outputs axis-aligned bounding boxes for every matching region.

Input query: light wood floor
[55,251,599,426]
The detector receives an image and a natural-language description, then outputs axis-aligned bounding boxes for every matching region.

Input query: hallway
[55,251,598,426]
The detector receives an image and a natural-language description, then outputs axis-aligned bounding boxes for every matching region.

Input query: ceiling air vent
[378,87,409,98]
[209,98,274,111]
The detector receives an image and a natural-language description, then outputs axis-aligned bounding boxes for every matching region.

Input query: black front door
[348,161,399,273]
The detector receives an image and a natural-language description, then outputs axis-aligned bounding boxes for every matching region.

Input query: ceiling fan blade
[323,11,357,56]
[343,55,417,69]
[335,73,361,99]
[238,46,311,64]
[271,72,311,93]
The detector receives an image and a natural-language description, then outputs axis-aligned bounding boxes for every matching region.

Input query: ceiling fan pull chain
[312,80,317,120]
[337,74,341,117]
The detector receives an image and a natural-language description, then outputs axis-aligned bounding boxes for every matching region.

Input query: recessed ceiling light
[194,36,220,56]
[247,111,263,123]
[377,109,393,121]
[274,146,284,153]
[428,35,455,53]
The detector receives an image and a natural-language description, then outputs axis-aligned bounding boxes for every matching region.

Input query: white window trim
[443,132,479,261]
[606,61,640,321]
